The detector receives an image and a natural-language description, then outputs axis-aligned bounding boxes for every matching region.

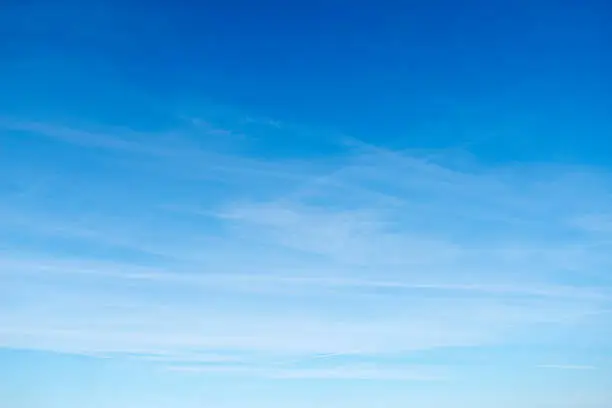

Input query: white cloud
[167,363,446,381]
[1,118,612,378]
[571,214,612,234]
[538,364,597,370]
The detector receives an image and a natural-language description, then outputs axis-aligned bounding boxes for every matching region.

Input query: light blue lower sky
[2,348,610,408]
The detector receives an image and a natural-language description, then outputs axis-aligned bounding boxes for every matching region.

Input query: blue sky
[1,1,612,407]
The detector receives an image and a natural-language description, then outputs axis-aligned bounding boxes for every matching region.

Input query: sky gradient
[1,1,612,407]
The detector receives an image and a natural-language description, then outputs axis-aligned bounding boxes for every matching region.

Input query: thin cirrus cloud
[538,364,598,370]
[1,115,612,379]
[166,364,446,381]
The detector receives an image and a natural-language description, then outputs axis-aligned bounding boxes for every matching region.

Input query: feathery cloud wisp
[1,117,612,378]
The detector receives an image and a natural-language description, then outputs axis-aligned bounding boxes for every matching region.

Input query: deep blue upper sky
[2,0,610,162]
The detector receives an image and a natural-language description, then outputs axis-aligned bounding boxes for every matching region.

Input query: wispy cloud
[1,115,612,378]
[571,214,612,234]
[538,364,597,370]
[167,363,446,381]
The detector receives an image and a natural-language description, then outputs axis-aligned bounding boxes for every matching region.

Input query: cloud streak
[538,364,597,370]
[166,364,446,381]
[1,115,612,378]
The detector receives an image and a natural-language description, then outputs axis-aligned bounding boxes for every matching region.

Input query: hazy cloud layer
[2,115,611,378]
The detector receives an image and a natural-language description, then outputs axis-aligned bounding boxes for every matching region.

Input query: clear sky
[1,1,612,407]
